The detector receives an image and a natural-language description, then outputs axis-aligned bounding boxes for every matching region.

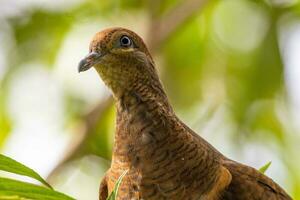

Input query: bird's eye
[120,36,132,47]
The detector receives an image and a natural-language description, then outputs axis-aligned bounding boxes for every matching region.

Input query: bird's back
[182,122,292,200]
[220,160,292,200]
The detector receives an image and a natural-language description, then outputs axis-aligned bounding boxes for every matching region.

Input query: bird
[78,27,292,200]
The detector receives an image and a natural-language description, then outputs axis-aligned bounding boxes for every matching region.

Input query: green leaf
[259,161,272,174]
[107,170,128,200]
[0,195,24,200]
[0,154,52,189]
[0,177,75,200]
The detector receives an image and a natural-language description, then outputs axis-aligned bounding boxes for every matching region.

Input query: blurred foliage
[12,11,73,65]
[0,0,300,199]
[74,103,115,160]
[0,93,11,148]
[163,19,205,107]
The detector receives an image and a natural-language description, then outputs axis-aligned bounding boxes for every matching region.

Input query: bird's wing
[221,160,292,200]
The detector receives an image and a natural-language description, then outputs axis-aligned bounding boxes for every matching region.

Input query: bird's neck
[112,80,175,162]
[118,78,172,112]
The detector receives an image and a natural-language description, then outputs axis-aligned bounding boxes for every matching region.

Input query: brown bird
[78,27,292,200]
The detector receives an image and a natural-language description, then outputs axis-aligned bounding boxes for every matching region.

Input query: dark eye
[120,35,132,47]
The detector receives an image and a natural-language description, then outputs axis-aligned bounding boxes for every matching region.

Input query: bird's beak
[78,52,102,73]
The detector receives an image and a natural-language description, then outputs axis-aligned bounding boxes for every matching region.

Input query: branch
[47,96,113,182]
[148,0,209,51]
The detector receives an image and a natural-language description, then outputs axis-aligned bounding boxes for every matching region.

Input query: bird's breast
[107,100,222,200]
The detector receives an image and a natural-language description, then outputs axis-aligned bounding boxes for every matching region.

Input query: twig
[47,96,113,181]
[148,0,209,51]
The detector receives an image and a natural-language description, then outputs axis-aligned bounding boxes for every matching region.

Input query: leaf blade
[0,154,52,189]
[107,170,128,200]
[259,161,272,174]
[0,177,75,200]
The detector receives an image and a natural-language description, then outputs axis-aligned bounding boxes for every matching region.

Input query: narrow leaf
[0,154,52,189]
[0,196,20,200]
[259,161,272,174]
[0,195,29,199]
[107,170,128,200]
[0,177,75,200]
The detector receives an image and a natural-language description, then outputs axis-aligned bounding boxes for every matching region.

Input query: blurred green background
[0,0,300,199]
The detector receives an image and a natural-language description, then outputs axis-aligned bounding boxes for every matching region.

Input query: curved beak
[78,52,102,73]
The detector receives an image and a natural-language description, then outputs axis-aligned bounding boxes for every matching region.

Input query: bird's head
[78,27,158,98]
